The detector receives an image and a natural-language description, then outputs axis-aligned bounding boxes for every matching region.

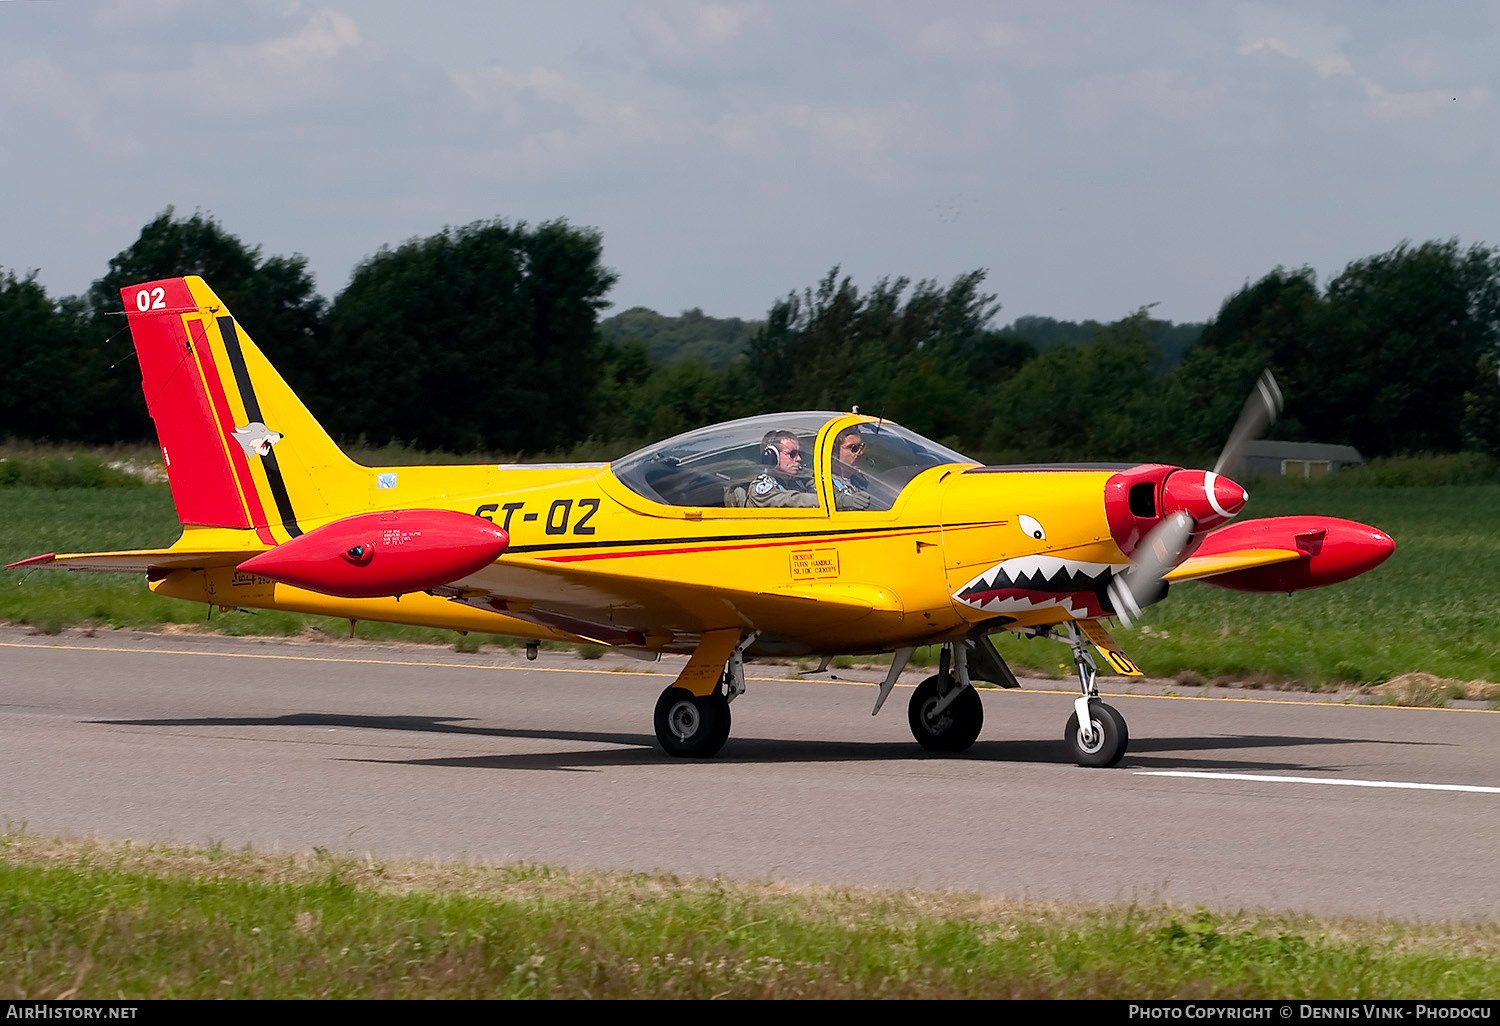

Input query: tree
[745,266,1019,444]
[599,306,760,367]
[986,311,1168,462]
[1313,240,1500,456]
[1167,267,1322,457]
[324,219,617,453]
[1462,356,1500,460]
[0,272,92,441]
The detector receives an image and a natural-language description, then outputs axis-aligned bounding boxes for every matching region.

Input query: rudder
[123,276,362,542]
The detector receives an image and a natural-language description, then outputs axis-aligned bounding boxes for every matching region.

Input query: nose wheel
[1064,701,1128,767]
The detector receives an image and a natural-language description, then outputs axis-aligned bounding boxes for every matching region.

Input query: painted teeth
[956,555,1127,614]
[961,556,1120,596]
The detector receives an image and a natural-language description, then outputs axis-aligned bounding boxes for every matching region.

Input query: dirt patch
[155,623,213,635]
[1369,672,1499,706]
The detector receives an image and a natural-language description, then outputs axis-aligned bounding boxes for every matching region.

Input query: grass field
[2,471,1496,687]
[3,832,1499,999]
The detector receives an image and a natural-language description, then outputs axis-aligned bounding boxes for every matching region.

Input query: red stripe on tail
[124,278,251,530]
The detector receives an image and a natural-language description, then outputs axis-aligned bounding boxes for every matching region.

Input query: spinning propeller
[1105,369,1284,626]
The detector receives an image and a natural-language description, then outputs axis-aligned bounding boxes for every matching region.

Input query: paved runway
[2,627,1497,920]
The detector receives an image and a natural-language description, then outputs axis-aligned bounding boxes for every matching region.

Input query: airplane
[7,276,1396,767]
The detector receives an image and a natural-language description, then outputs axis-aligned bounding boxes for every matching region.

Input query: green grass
[2,833,1498,999]
[2,476,1496,686]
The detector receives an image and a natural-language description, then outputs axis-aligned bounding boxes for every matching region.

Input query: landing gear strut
[906,643,984,752]
[1060,622,1128,767]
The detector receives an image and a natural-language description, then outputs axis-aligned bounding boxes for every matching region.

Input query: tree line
[3,208,1499,465]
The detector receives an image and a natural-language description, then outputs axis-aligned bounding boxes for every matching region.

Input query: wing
[437,556,905,646]
[1162,547,1302,583]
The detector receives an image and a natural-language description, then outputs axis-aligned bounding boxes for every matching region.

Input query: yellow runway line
[2,640,1495,714]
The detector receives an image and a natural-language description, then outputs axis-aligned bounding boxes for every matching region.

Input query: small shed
[1234,441,1364,480]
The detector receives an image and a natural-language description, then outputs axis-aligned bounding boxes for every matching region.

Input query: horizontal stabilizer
[5,547,260,574]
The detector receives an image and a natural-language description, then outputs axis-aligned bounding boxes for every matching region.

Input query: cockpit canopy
[611,412,975,510]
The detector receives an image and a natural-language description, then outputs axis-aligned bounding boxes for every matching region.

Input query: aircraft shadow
[95,712,1436,774]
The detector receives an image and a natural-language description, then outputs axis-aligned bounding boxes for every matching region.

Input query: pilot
[830,427,873,511]
[745,430,818,507]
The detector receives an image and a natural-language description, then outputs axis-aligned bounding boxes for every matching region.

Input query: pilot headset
[763,432,789,466]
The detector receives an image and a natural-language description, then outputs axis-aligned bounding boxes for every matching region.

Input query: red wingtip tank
[1191,515,1395,593]
[239,509,510,599]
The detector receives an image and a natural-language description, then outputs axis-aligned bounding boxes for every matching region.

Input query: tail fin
[124,276,362,542]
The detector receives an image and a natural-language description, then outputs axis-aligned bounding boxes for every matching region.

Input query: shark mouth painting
[955,554,1124,620]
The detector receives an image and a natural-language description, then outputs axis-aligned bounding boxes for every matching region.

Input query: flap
[441,556,905,639]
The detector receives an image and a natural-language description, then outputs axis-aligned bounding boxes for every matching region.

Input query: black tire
[907,673,984,752]
[653,686,732,758]
[1064,701,1129,767]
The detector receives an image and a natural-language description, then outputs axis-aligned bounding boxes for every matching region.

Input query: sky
[3,0,1498,327]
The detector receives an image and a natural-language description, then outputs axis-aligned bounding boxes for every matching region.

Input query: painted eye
[1019,514,1045,540]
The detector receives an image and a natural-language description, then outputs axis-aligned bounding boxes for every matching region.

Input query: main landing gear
[1059,622,1129,767]
[653,630,757,758]
[906,644,984,752]
[654,686,731,758]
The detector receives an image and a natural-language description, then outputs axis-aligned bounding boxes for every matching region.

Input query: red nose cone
[240,509,509,599]
[1161,470,1247,530]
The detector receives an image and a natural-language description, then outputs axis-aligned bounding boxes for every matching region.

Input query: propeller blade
[1106,369,1280,627]
[1212,369,1284,477]
[1105,512,1193,627]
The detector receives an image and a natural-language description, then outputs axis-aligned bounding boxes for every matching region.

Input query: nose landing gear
[1060,622,1128,767]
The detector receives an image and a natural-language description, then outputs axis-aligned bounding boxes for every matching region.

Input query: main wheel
[907,673,984,752]
[653,686,732,758]
[1064,701,1129,767]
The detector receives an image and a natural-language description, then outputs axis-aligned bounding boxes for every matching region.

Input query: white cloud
[1236,4,1354,78]
[911,15,1032,63]
[624,0,758,62]
[1361,81,1491,120]
[1070,68,1226,124]
[93,0,187,27]
[97,7,374,117]
[0,56,126,154]
[450,61,685,182]
[255,9,360,65]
